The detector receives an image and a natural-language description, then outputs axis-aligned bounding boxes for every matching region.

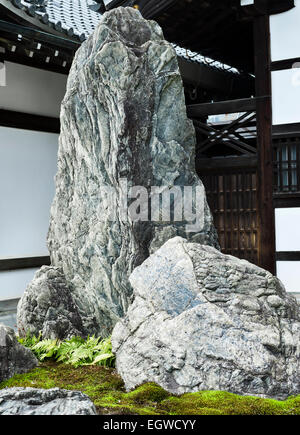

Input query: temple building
[0,0,300,326]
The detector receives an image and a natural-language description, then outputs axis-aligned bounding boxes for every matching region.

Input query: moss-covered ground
[1,362,300,415]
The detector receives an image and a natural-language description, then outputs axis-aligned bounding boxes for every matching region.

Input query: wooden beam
[254,14,276,274]
[276,251,300,261]
[0,19,79,51]
[0,256,50,272]
[0,109,60,133]
[187,97,262,118]
[274,194,300,208]
[2,48,71,75]
[271,57,300,72]
[196,156,257,173]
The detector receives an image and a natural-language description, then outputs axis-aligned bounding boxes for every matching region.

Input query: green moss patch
[1,362,299,415]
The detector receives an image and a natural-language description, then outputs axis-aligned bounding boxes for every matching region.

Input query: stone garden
[0,7,299,415]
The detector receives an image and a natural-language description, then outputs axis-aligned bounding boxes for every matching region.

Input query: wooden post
[254,14,276,274]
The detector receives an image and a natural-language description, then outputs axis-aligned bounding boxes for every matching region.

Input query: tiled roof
[5,0,102,41]
[3,0,240,74]
[174,45,239,75]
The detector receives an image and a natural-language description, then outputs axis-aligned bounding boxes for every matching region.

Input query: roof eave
[0,0,84,42]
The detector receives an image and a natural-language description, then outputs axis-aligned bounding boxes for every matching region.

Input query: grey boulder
[0,388,97,415]
[17,266,85,340]
[0,324,38,383]
[19,7,218,338]
[112,237,300,399]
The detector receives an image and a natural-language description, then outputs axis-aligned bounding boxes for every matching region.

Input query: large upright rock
[112,237,300,399]
[18,7,217,338]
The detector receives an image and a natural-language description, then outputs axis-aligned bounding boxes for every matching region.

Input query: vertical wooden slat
[288,140,292,191]
[237,173,241,258]
[254,14,276,274]
[249,170,254,263]
[223,175,227,253]
[279,144,283,192]
[229,174,234,255]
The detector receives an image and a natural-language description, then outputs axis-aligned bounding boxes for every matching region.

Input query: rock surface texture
[17,267,85,339]
[112,237,300,399]
[0,388,97,415]
[18,7,217,338]
[0,324,38,382]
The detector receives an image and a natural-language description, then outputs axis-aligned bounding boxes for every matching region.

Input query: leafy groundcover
[0,336,299,415]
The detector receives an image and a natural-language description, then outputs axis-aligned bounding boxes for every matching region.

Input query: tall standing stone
[18,7,218,338]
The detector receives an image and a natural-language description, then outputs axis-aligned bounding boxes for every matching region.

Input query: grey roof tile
[4,0,240,73]
[6,0,102,41]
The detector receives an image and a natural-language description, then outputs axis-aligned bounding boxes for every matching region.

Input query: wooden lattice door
[201,168,258,265]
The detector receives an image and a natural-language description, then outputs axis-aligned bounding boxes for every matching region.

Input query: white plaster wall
[0,62,67,117]
[275,208,300,293]
[271,2,300,125]
[277,262,300,293]
[275,208,300,252]
[0,126,58,259]
[272,69,300,125]
[271,0,300,62]
[0,268,38,301]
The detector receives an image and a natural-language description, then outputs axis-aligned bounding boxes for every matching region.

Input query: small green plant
[18,333,115,368]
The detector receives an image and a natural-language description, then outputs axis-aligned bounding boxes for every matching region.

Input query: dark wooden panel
[200,168,258,265]
[0,109,60,133]
[0,256,50,271]
[276,252,300,261]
